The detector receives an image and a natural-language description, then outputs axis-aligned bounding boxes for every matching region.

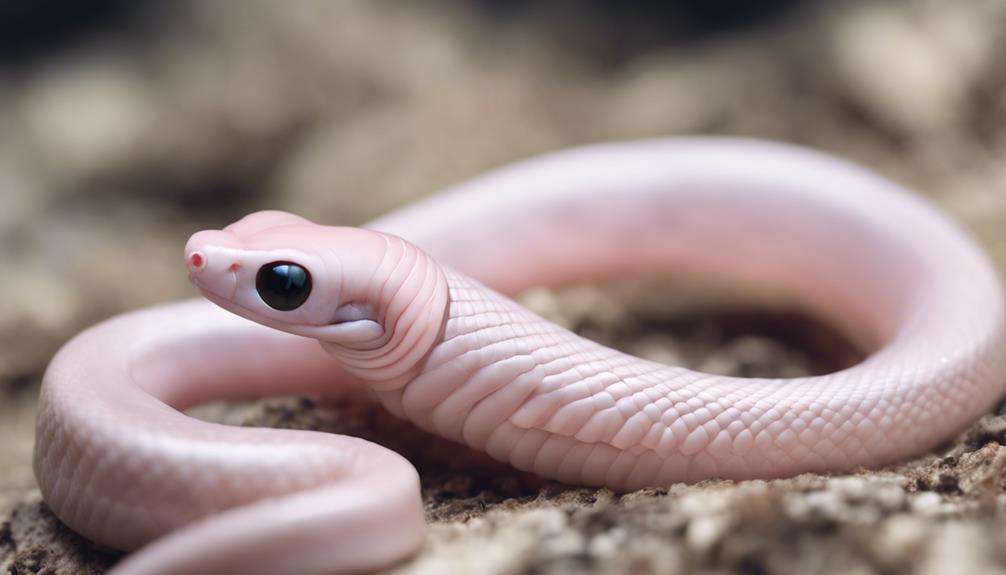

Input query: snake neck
[321,234,449,388]
[370,268,574,446]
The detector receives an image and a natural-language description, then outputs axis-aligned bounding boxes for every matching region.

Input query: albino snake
[34,138,1006,574]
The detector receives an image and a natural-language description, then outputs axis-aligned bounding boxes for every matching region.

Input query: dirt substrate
[3,1,1006,573]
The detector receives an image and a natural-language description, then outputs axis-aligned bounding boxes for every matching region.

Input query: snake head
[185,211,388,345]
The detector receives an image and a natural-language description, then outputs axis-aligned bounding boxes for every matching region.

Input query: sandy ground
[3,1,1006,573]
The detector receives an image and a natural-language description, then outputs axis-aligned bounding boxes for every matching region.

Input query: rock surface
[3,1,1006,573]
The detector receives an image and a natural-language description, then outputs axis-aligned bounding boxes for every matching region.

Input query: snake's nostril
[188,252,206,271]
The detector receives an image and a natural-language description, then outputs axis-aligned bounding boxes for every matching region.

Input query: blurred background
[3,1,1006,573]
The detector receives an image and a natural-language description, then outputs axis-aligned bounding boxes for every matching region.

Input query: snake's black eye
[256,261,312,311]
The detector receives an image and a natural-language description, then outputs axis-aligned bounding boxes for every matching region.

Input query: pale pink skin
[34,138,1006,574]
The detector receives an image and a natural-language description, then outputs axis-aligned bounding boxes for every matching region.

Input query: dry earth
[2,1,1006,573]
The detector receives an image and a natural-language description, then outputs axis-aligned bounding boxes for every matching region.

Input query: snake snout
[185,229,242,298]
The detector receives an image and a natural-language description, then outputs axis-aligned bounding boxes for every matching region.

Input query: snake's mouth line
[195,286,363,342]
[198,289,299,328]
[188,268,238,300]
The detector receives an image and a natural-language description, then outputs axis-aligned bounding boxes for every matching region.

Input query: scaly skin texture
[34,138,1006,574]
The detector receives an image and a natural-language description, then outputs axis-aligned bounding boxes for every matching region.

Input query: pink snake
[34,138,1006,574]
